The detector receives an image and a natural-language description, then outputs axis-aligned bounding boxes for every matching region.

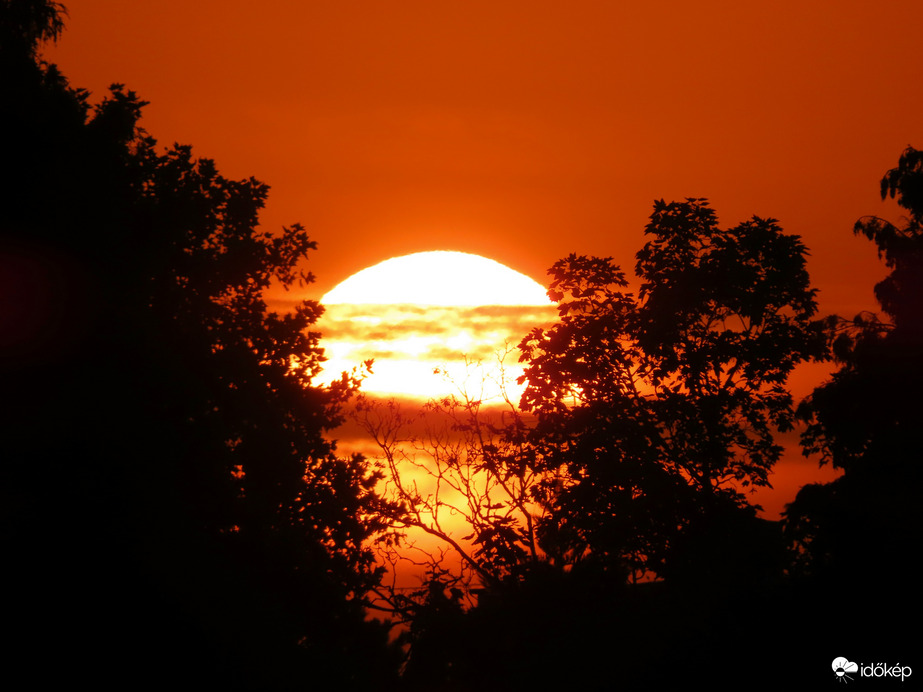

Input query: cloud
[312,301,556,398]
[832,658,858,675]
[317,303,555,344]
[333,392,537,456]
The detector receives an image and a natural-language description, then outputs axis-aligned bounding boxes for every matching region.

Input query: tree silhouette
[355,200,827,690]
[786,148,923,587]
[350,355,559,687]
[355,355,549,587]
[0,0,64,56]
[519,199,827,582]
[2,2,398,687]
[362,201,822,614]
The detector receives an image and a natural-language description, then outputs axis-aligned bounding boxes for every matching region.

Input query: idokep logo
[832,657,913,683]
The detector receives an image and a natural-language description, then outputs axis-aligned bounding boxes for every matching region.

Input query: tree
[797,147,923,471]
[0,0,65,57]
[354,354,550,611]
[359,199,824,688]
[2,3,398,686]
[518,198,827,582]
[785,148,923,584]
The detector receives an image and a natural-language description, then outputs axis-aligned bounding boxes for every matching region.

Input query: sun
[322,251,552,307]
[316,251,555,400]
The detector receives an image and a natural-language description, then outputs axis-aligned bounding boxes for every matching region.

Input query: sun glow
[317,251,555,399]
[323,251,553,307]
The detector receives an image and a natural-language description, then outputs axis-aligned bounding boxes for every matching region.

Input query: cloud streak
[315,302,557,398]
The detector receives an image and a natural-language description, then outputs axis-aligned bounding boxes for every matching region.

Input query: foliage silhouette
[352,355,560,686]
[359,200,828,690]
[0,0,64,57]
[519,199,827,581]
[786,148,923,589]
[355,355,548,597]
[362,201,820,621]
[2,2,398,687]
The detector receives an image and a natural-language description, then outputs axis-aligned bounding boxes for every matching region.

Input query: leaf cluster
[519,199,827,578]
[798,146,923,473]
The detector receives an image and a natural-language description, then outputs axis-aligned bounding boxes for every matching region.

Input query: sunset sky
[45,0,922,515]
[48,1,922,305]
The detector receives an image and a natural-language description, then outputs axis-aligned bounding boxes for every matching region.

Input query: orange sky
[48,1,921,307]
[45,0,922,516]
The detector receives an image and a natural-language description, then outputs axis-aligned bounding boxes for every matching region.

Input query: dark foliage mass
[2,2,398,688]
[395,201,831,689]
[785,148,923,594]
[518,199,827,581]
[390,176,919,690]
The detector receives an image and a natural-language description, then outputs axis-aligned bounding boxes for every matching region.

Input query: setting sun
[323,251,552,307]
[317,251,555,399]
